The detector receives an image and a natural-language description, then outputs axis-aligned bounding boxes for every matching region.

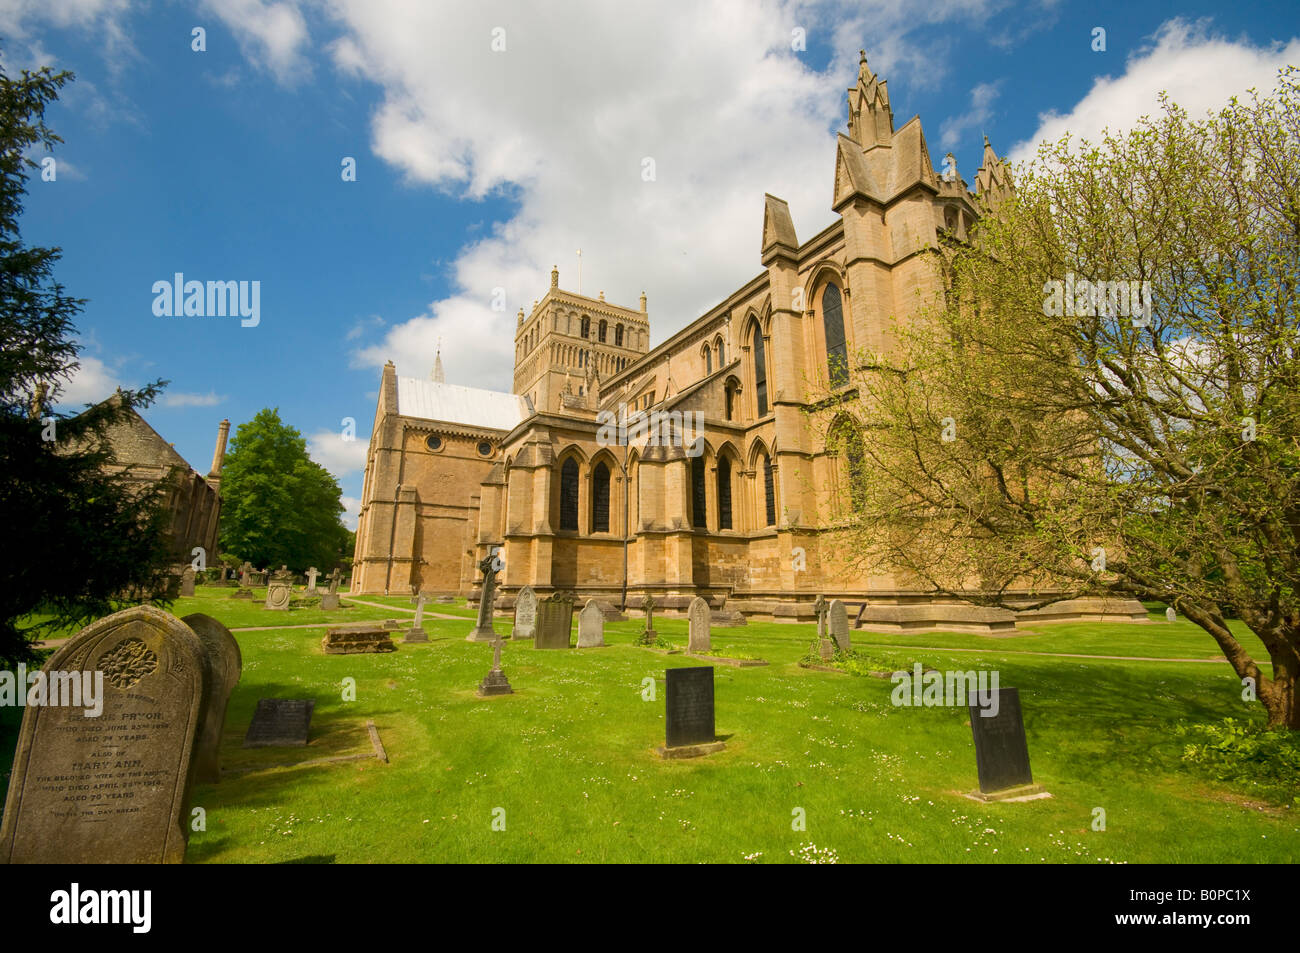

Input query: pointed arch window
[560,458,580,531]
[704,347,712,375]
[592,461,610,532]
[763,455,776,526]
[823,285,848,387]
[750,321,769,416]
[690,455,707,528]
[615,324,624,346]
[717,457,732,530]
[598,319,607,343]
[581,316,590,338]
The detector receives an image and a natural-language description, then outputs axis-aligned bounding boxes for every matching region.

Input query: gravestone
[180,613,242,784]
[968,687,1035,795]
[638,593,658,644]
[321,568,342,610]
[180,567,196,597]
[660,666,725,757]
[238,561,252,587]
[265,566,292,611]
[1165,607,1176,623]
[436,595,456,604]
[467,550,501,642]
[534,594,574,649]
[512,586,537,640]
[577,600,606,648]
[0,605,205,863]
[687,596,711,653]
[477,638,514,697]
[813,593,829,639]
[828,599,851,652]
[304,566,320,596]
[243,699,314,747]
[406,593,430,643]
[322,624,396,654]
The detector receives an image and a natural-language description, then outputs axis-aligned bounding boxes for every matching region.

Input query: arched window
[715,339,724,367]
[704,346,712,375]
[831,421,867,511]
[717,457,732,530]
[598,319,607,343]
[592,461,610,532]
[560,458,579,531]
[763,455,776,526]
[581,316,590,338]
[751,320,768,417]
[615,324,624,346]
[823,285,848,387]
[690,455,707,528]
[724,379,736,421]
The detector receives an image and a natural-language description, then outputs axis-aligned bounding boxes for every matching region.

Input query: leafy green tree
[820,69,1300,728]
[219,409,348,570]
[0,63,174,666]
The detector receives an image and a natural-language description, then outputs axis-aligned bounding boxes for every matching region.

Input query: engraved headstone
[243,699,314,747]
[406,593,430,643]
[665,666,716,747]
[180,613,242,784]
[969,687,1035,794]
[304,566,320,595]
[180,567,196,597]
[512,586,537,640]
[534,593,574,649]
[687,596,711,653]
[0,605,206,863]
[577,600,606,648]
[467,549,501,642]
[828,599,851,652]
[265,566,292,611]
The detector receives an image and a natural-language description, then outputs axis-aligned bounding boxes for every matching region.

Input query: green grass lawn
[104,609,1294,864]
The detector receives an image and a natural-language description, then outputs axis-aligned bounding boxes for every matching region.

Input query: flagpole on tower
[576,249,582,295]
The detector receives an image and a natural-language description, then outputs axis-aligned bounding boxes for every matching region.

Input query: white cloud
[53,352,120,407]
[940,80,1000,150]
[1009,18,1300,167]
[307,427,368,482]
[160,391,227,408]
[340,495,361,530]
[199,0,312,84]
[325,0,1003,389]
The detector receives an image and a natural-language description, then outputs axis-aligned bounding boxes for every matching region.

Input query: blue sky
[5,0,1296,527]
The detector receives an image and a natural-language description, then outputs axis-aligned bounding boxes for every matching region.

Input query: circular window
[426,435,442,451]
[477,441,493,457]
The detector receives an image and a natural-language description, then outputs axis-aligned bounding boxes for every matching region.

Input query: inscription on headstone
[513,586,537,640]
[968,687,1034,794]
[577,600,605,648]
[534,594,574,649]
[265,566,292,611]
[0,605,205,863]
[665,666,716,748]
[243,699,314,748]
[687,596,711,653]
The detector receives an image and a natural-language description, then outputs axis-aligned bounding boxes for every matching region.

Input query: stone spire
[974,134,1014,209]
[431,339,445,383]
[208,418,230,481]
[846,50,893,148]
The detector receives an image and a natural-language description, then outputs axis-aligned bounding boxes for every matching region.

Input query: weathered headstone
[813,593,829,639]
[180,613,242,784]
[321,624,396,654]
[239,561,252,587]
[304,566,320,595]
[512,586,537,640]
[265,566,292,611]
[436,595,456,604]
[320,568,342,609]
[467,550,501,642]
[577,600,606,648]
[1165,606,1176,623]
[243,699,314,747]
[828,599,851,652]
[968,687,1036,796]
[406,593,430,643]
[687,596,711,653]
[638,593,658,644]
[477,638,514,697]
[0,605,205,863]
[534,593,574,649]
[659,666,725,757]
[180,567,196,597]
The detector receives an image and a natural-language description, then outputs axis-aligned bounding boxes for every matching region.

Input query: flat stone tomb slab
[243,699,314,747]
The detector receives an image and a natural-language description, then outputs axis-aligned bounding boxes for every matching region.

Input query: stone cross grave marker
[304,566,320,594]
[406,593,430,643]
[640,593,658,643]
[477,637,514,696]
[243,699,314,747]
[512,586,537,640]
[180,613,242,784]
[0,605,205,863]
[687,596,711,653]
[467,550,501,642]
[814,593,828,639]
[968,687,1035,795]
[828,599,851,652]
[577,600,606,648]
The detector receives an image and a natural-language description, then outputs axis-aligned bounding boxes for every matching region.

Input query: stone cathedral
[350,54,1146,630]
